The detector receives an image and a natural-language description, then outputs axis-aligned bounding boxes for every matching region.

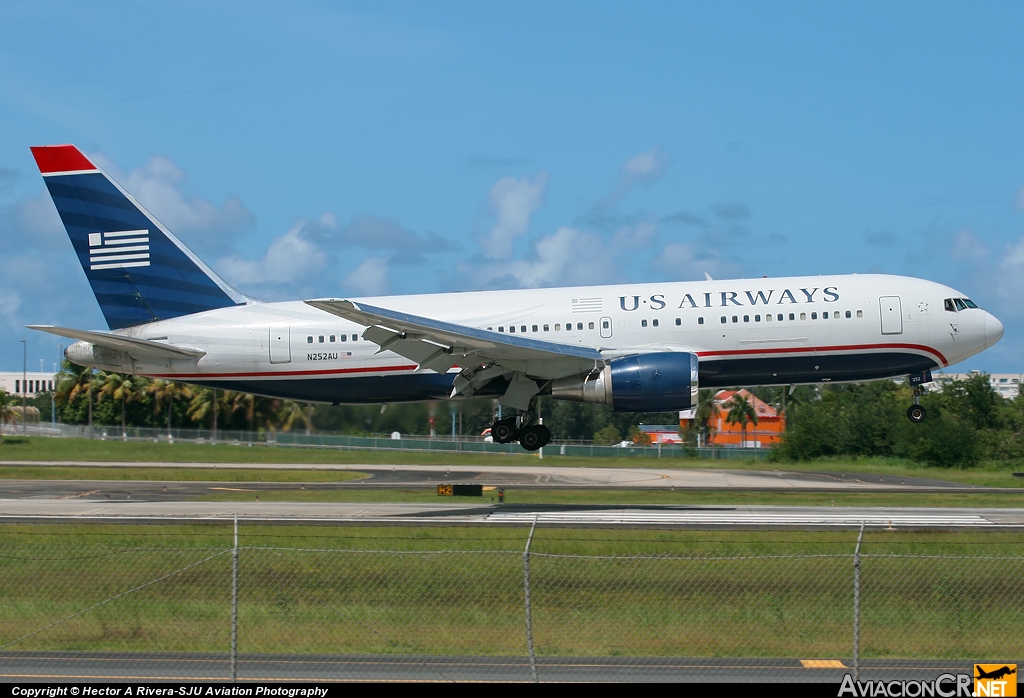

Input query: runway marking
[208,487,257,492]
[487,511,995,527]
[56,490,101,500]
[801,659,847,668]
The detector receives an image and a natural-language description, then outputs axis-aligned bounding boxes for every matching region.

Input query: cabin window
[564,323,570,332]
[834,311,840,319]
[743,315,750,323]
[521,325,527,333]
[577,322,583,330]
[755,315,761,322]
[329,335,336,342]
[857,310,863,318]
[641,319,648,327]
[811,312,818,320]
[652,319,659,327]
[765,314,772,322]
[509,325,516,333]
[800,313,807,320]
[554,324,561,331]
[732,316,738,323]
[340,334,347,341]
[318,335,325,343]
[588,322,595,330]
[698,317,704,325]
[675,318,681,326]
[721,316,727,324]
[498,326,504,332]
[307,336,313,343]
[352,334,358,341]
[845,311,851,319]
[602,320,610,329]
[532,324,538,332]
[544,324,550,331]
[788,313,794,321]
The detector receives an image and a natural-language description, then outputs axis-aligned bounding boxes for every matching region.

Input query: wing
[304,299,604,408]
[27,325,206,360]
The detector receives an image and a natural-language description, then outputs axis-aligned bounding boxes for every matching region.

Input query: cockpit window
[944,299,956,312]
[962,298,979,309]
[954,298,968,311]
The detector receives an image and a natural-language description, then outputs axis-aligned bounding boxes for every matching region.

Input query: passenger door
[600,316,613,339]
[879,296,903,335]
[269,326,291,363]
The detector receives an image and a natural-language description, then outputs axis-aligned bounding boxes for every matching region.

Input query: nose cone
[985,312,1004,349]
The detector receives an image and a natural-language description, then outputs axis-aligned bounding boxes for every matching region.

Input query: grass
[1,523,1023,659]
[2,437,1023,488]
[0,465,367,483]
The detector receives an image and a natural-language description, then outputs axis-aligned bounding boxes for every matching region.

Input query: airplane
[26,144,1004,450]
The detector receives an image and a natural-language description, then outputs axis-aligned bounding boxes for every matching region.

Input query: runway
[0,651,995,683]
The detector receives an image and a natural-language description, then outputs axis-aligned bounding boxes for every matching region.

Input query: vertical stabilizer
[31,144,249,330]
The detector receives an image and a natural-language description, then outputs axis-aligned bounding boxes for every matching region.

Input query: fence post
[523,516,539,683]
[231,515,239,682]
[853,523,864,682]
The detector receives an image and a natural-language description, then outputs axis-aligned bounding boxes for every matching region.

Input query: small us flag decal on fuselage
[88,229,150,270]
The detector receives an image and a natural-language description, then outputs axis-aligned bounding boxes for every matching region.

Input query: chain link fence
[1,522,1022,682]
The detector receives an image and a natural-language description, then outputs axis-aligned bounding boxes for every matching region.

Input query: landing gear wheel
[519,425,546,451]
[491,417,519,444]
[907,404,926,423]
[535,424,551,448]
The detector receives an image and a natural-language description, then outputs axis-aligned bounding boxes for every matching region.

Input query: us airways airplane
[27,144,1004,450]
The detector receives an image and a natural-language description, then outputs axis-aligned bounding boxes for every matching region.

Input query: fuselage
[66,273,1004,405]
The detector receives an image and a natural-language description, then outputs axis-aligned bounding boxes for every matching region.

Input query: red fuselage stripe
[147,364,419,379]
[696,343,948,366]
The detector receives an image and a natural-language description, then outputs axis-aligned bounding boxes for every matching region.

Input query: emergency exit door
[879,296,903,335]
[269,326,291,363]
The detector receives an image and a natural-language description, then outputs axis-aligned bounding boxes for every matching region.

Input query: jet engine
[65,341,133,373]
[550,352,699,412]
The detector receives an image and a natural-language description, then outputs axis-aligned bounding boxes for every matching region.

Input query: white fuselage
[66,273,1003,405]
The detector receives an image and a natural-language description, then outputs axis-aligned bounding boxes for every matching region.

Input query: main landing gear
[490,405,551,451]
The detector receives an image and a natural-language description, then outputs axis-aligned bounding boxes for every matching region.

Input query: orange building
[680,389,786,448]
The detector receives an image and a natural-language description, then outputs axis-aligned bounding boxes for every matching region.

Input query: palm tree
[277,400,312,434]
[693,389,716,447]
[149,380,192,437]
[725,391,759,447]
[0,389,21,442]
[56,361,96,432]
[187,388,232,439]
[99,372,146,436]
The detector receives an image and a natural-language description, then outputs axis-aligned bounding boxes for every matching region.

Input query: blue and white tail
[31,144,249,330]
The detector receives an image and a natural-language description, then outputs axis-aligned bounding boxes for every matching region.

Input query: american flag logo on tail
[88,230,150,270]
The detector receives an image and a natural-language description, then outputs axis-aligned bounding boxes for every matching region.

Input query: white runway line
[486,511,995,526]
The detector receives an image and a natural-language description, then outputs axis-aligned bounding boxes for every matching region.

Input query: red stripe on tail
[30,145,97,174]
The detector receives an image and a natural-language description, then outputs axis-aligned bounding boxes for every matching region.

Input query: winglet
[30,145,99,175]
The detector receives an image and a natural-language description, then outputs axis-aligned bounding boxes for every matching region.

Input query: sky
[1,2,1023,374]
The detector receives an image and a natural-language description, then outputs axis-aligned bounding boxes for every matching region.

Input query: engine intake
[551,352,699,412]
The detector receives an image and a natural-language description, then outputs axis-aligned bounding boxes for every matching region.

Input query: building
[0,372,58,398]
[680,389,786,448]
[930,371,1023,400]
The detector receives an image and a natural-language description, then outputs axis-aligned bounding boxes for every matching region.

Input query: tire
[535,424,551,448]
[492,418,517,444]
[519,426,543,451]
[907,405,926,423]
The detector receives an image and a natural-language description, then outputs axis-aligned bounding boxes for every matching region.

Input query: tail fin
[31,144,250,330]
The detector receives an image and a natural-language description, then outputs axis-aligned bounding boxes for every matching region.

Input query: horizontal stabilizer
[27,325,206,360]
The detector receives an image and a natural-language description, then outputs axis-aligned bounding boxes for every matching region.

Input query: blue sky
[2,2,1023,373]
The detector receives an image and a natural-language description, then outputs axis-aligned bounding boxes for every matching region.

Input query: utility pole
[20,340,26,434]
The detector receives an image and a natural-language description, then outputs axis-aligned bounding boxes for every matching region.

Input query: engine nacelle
[551,352,699,412]
[65,341,133,373]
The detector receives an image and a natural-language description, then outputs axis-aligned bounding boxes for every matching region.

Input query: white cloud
[950,227,989,263]
[606,145,671,205]
[652,242,743,281]
[343,256,391,296]
[90,153,254,254]
[0,289,21,316]
[217,217,330,290]
[463,226,621,289]
[611,220,658,248]
[477,173,548,260]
